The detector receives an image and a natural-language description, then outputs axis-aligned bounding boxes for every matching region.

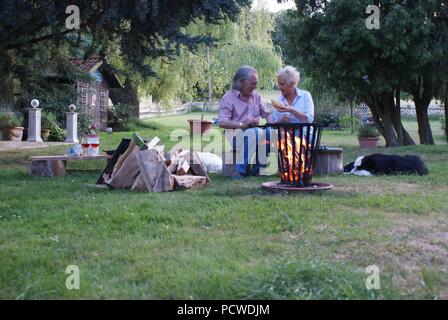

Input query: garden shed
[69,56,122,130]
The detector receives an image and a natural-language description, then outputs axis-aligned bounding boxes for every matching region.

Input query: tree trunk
[412,77,435,145]
[415,103,434,144]
[109,78,140,117]
[368,93,399,146]
[390,88,415,145]
[0,50,15,107]
[414,94,434,145]
[445,85,448,141]
[366,92,414,147]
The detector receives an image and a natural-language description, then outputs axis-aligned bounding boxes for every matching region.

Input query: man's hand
[240,118,258,129]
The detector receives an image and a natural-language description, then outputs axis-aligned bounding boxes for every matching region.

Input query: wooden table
[29,155,111,177]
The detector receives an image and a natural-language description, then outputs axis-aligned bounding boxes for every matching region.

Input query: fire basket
[262,123,333,192]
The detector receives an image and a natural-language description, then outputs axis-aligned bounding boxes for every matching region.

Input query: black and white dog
[344,154,428,176]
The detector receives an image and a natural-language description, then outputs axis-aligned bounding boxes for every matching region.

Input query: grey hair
[232,65,258,90]
[277,66,300,86]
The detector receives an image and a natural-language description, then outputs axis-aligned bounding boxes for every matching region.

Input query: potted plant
[357,123,380,148]
[41,112,57,142]
[188,86,212,137]
[0,112,24,141]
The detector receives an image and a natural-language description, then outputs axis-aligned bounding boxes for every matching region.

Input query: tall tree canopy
[117,7,283,108]
[278,0,447,146]
[0,0,251,108]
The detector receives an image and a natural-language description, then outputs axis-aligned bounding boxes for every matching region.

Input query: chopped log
[131,173,147,192]
[113,140,136,172]
[106,146,140,189]
[153,145,165,155]
[135,149,174,192]
[167,147,182,161]
[172,175,208,190]
[30,159,66,177]
[114,132,150,171]
[176,158,191,176]
[146,136,160,150]
[187,151,211,183]
[178,149,190,157]
[167,158,180,174]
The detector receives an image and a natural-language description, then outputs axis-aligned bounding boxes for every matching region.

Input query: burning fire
[278,128,313,185]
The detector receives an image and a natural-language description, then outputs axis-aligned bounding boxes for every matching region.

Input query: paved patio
[0,141,69,152]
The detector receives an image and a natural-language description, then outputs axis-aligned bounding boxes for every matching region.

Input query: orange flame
[278,129,313,184]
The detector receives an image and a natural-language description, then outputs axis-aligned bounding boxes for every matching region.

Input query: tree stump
[313,147,343,175]
[30,160,66,177]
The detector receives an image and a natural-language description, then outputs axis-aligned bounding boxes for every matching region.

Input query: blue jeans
[232,127,271,176]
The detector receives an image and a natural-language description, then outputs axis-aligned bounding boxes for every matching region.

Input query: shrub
[108,104,135,130]
[41,112,57,130]
[48,123,66,142]
[0,112,23,128]
[340,114,361,130]
[357,124,380,138]
[314,112,341,129]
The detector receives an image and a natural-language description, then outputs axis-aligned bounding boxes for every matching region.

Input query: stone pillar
[27,108,43,142]
[65,112,79,143]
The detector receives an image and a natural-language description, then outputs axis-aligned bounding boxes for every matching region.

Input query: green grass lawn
[0,116,447,299]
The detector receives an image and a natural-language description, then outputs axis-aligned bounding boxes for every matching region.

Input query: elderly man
[218,66,273,178]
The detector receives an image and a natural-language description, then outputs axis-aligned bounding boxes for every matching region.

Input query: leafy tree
[0,0,251,112]
[136,8,283,108]
[278,0,447,146]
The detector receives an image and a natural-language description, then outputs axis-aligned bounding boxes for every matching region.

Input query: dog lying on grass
[344,153,428,176]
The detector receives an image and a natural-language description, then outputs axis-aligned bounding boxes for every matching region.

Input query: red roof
[69,56,103,72]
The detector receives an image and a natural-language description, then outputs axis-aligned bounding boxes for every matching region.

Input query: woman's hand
[277,114,291,123]
[271,99,290,113]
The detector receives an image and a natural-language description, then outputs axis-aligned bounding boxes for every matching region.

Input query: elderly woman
[272,66,314,124]
[218,66,273,177]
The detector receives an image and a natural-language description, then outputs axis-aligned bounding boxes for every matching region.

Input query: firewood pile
[103,133,211,192]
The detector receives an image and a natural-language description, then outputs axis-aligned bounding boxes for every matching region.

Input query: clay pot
[7,127,24,142]
[188,119,213,136]
[41,129,50,142]
[358,137,380,148]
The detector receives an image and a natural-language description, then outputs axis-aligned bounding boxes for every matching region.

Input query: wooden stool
[313,147,343,175]
[30,155,111,177]
[221,150,239,177]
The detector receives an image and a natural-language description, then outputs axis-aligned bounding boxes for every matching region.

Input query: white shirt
[272,88,314,123]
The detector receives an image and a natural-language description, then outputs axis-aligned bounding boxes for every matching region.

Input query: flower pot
[188,119,213,136]
[41,129,50,142]
[6,127,24,142]
[358,137,380,148]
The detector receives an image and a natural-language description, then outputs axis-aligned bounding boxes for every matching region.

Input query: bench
[29,155,111,177]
